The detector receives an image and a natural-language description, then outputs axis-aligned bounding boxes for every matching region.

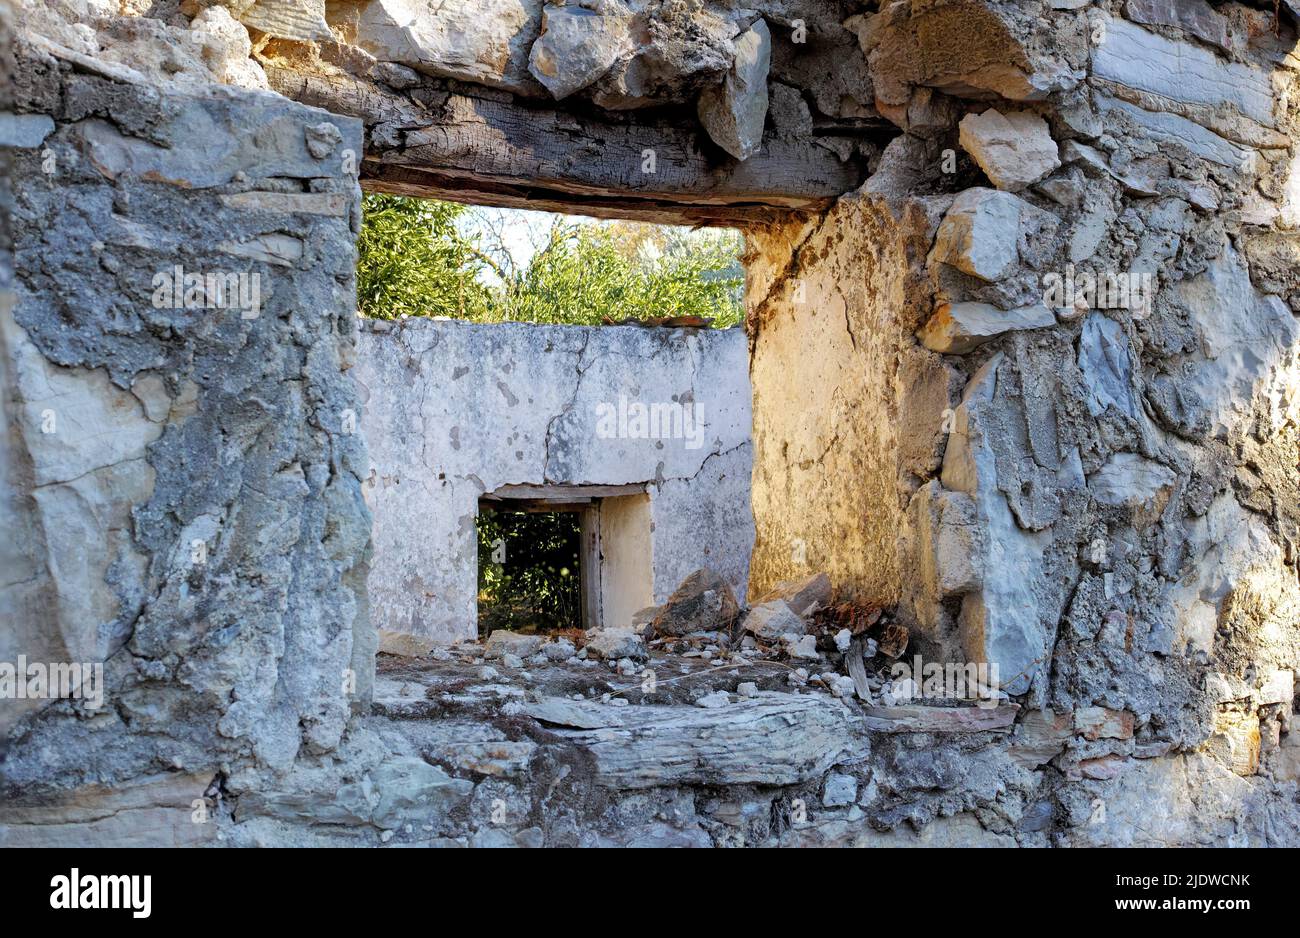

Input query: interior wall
[355,318,754,643]
[746,184,950,608]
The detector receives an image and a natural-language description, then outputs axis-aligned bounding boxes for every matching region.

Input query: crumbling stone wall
[747,0,1300,836]
[355,317,754,643]
[4,0,1300,848]
[1,19,372,799]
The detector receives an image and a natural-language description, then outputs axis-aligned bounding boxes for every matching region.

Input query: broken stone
[695,691,731,709]
[918,302,1056,354]
[783,634,819,660]
[191,4,268,90]
[1073,706,1135,740]
[1206,672,1254,703]
[583,627,647,661]
[958,109,1060,191]
[1087,453,1177,511]
[741,599,805,642]
[833,628,851,653]
[484,630,546,659]
[755,572,832,618]
[822,772,857,807]
[697,18,770,160]
[736,681,758,698]
[528,4,629,100]
[828,675,858,699]
[937,185,1059,279]
[377,629,436,658]
[541,638,576,661]
[928,187,1027,281]
[1257,670,1294,706]
[651,569,740,637]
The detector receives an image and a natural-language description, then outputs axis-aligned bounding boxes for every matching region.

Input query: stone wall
[4,0,1300,848]
[1,22,372,796]
[354,317,754,643]
[746,0,1300,830]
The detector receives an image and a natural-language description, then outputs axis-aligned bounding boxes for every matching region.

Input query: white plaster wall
[354,318,754,643]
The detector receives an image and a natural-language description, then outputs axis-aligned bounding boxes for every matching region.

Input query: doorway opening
[476,485,652,638]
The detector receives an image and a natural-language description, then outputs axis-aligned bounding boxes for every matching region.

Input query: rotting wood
[266,65,871,225]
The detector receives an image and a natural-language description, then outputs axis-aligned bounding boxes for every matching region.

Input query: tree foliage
[356,194,493,319]
[357,194,744,327]
[477,510,581,635]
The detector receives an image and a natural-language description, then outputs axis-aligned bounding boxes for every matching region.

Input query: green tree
[477,510,581,635]
[356,194,493,319]
[357,194,744,327]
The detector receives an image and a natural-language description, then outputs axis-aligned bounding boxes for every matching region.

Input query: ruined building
[1,0,1298,847]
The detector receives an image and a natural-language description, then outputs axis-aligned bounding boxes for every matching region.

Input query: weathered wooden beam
[266,65,870,226]
[487,483,647,500]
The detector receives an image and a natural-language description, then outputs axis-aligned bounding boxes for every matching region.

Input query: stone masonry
[1,0,1299,848]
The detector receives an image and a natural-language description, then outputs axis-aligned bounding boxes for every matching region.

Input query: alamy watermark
[1042,265,1153,318]
[50,869,151,918]
[152,265,262,319]
[594,395,705,450]
[0,657,104,710]
[885,655,1001,708]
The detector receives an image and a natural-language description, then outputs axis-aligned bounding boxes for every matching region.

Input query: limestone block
[1078,314,1138,419]
[1087,453,1176,511]
[698,18,770,160]
[1093,93,1251,168]
[1125,0,1229,52]
[741,599,806,641]
[238,0,331,41]
[928,188,1025,281]
[528,4,629,100]
[918,301,1056,354]
[958,109,1060,191]
[531,692,864,788]
[484,630,546,659]
[354,0,543,94]
[583,627,646,660]
[0,113,55,148]
[1092,16,1274,131]
[0,773,217,847]
[941,356,1051,696]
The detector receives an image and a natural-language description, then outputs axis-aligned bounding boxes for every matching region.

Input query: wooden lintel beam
[266,65,871,226]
